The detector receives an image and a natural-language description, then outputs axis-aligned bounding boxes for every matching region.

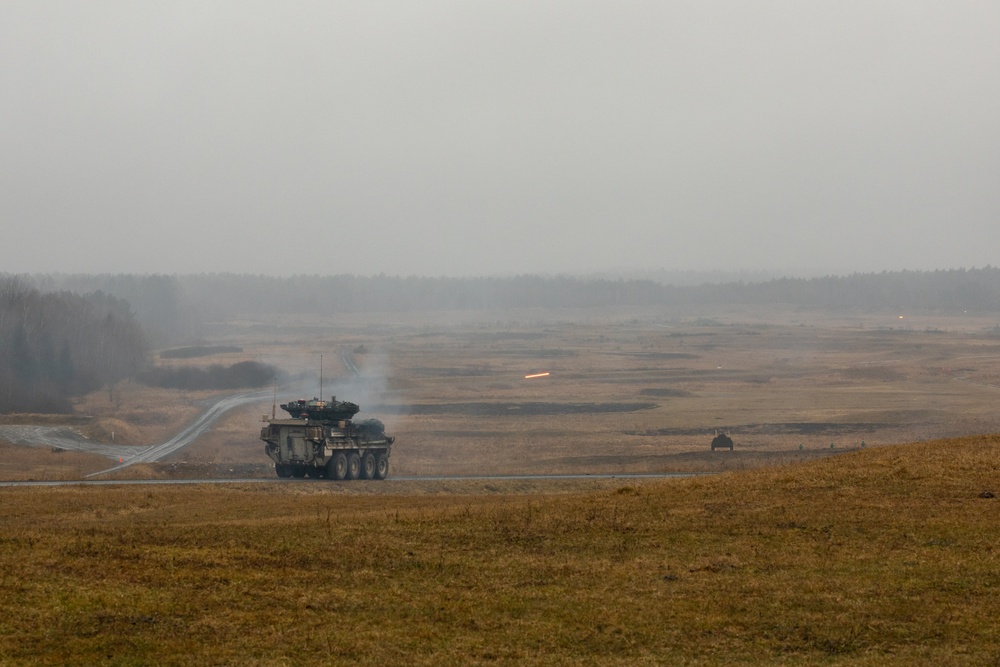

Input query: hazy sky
[2,2,998,278]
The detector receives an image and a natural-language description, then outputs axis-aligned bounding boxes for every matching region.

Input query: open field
[176,306,1000,479]
[4,305,1000,480]
[2,435,1000,665]
[3,306,1000,663]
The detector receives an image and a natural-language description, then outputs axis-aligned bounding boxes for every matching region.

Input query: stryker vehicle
[260,397,395,480]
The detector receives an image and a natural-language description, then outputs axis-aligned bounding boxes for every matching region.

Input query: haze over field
[2,2,998,278]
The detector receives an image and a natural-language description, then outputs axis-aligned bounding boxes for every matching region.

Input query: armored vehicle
[260,397,395,480]
[711,432,734,451]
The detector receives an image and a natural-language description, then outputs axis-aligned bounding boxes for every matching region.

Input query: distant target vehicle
[711,431,734,451]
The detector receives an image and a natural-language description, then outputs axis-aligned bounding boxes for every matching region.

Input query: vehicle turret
[280,396,360,423]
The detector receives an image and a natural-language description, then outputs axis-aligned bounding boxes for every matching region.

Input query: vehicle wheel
[327,452,348,481]
[291,466,306,478]
[374,452,389,480]
[275,463,291,478]
[360,452,376,480]
[346,452,361,480]
[306,466,324,479]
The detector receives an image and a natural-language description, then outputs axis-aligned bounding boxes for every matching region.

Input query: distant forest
[233,268,1000,313]
[0,278,269,414]
[18,267,1000,342]
[0,278,145,413]
[168,266,1000,315]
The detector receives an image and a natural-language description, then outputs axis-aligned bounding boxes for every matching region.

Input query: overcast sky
[2,2,998,278]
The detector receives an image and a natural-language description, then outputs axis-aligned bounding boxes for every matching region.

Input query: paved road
[0,390,272,477]
[0,472,707,488]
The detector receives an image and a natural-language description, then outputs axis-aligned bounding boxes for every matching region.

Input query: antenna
[272,377,277,419]
[319,354,323,402]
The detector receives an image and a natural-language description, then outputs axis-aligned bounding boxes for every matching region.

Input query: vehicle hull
[260,417,394,480]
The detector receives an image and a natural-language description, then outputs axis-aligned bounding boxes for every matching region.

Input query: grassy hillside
[2,435,1000,665]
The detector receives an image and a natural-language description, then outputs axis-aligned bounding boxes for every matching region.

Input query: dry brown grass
[194,308,1000,479]
[0,441,107,480]
[3,306,1000,664]
[69,384,216,446]
[17,307,1000,471]
[5,306,1000,484]
[2,434,1000,665]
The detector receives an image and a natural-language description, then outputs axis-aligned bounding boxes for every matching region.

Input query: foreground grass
[2,436,1000,666]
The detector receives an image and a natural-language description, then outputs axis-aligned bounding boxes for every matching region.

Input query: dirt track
[0,390,271,475]
[0,425,137,460]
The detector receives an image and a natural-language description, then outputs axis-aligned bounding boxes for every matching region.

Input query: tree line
[138,361,276,391]
[181,267,1000,317]
[0,278,280,414]
[13,268,1000,341]
[29,273,192,346]
[0,278,146,413]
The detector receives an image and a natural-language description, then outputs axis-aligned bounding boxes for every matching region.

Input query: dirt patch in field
[375,402,658,416]
[157,447,858,481]
[0,414,93,426]
[635,422,893,437]
[0,441,108,480]
[560,447,853,473]
[640,388,694,397]
[146,461,275,479]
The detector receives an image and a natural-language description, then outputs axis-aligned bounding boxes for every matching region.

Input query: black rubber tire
[291,466,306,478]
[306,466,325,479]
[275,463,291,478]
[374,452,389,480]
[346,452,361,480]
[328,452,348,481]
[360,452,376,480]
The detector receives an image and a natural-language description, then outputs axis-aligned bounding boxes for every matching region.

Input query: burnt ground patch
[468,331,553,341]
[634,422,893,437]
[640,388,694,397]
[374,402,657,416]
[610,352,700,360]
[159,345,243,359]
[407,366,495,377]
[486,349,578,358]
